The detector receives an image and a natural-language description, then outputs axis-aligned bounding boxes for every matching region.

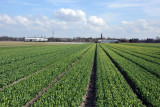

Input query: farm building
[25,38,48,42]
[98,40,118,43]
[96,33,118,43]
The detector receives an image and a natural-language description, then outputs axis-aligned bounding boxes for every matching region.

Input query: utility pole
[52,29,54,42]
[52,29,54,38]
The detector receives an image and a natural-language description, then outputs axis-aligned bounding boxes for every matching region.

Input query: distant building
[146,38,154,43]
[25,38,48,42]
[96,33,118,43]
[98,40,118,43]
[95,33,106,43]
[101,33,103,39]
[129,38,139,43]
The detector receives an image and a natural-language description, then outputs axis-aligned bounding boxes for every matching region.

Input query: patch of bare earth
[0,41,85,47]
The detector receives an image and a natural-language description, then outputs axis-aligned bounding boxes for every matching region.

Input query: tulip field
[0,43,159,106]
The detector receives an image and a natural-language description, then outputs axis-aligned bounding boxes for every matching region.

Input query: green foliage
[33,44,96,106]
[100,44,160,106]
[0,44,90,88]
[0,44,93,106]
[104,44,160,77]
[96,44,144,106]
[0,43,159,106]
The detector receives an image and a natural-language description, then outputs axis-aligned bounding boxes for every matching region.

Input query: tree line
[0,36,160,43]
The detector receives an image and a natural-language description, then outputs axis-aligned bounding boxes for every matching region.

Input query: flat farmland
[0,43,159,106]
[0,41,83,47]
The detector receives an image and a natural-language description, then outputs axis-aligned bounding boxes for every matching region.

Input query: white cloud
[0,13,109,38]
[15,16,31,26]
[88,16,105,26]
[0,6,160,39]
[53,8,86,22]
[118,19,160,38]
[0,14,16,25]
[52,8,109,33]
[0,14,67,37]
[121,19,153,32]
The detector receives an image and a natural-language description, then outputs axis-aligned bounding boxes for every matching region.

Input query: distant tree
[155,36,160,43]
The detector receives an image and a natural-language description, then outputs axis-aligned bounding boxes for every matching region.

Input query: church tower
[101,33,103,39]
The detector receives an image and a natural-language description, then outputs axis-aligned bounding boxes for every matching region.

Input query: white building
[25,38,48,42]
[98,40,118,43]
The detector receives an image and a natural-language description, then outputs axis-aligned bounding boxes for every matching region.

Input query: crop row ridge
[107,45,160,65]
[120,44,160,59]
[0,45,93,91]
[106,45,160,78]
[23,45,93,107]
[0,60,60,91]
[100,44,148,106]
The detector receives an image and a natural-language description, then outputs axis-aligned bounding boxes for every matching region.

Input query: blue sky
[0,0,160,39]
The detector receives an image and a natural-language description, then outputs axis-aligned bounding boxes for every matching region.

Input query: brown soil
[0,41,84,47]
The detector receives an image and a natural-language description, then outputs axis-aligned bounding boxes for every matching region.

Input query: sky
[0,0,160,39]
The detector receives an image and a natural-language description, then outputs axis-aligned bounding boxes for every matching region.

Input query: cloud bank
[0,8,159,39]
[54,8,86,22]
